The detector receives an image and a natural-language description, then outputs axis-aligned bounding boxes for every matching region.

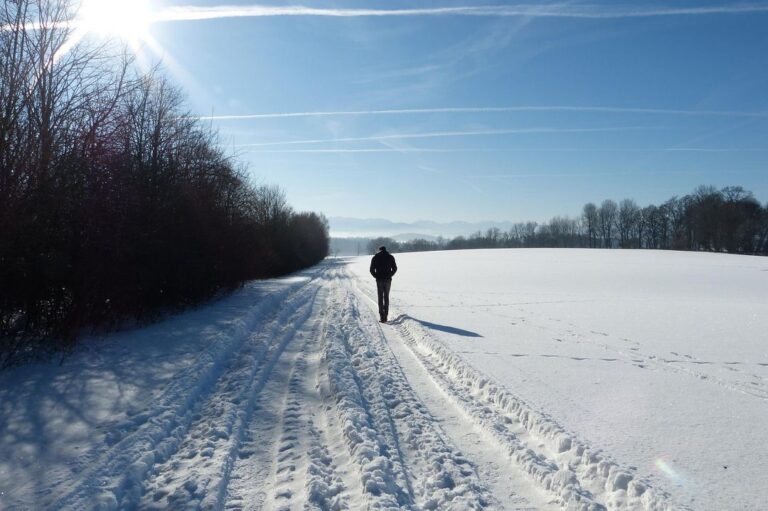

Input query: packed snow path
[4,250,766,510]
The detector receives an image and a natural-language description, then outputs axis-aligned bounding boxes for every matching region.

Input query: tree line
[367,185,768,255]
[1,1,328,361]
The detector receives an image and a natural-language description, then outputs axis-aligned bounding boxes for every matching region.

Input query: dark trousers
[376,279,392,320]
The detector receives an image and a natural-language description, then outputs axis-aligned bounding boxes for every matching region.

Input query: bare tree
[617,199,640,248]
[641,205,661,249]
[486,227,501,246]
[757,204,768,254]
[598,200,617,248]
[582,202,599,248]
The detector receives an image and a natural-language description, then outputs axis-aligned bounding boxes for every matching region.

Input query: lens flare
[655,458,683,485]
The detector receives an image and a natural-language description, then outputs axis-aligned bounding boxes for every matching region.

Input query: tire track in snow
[312,277,368,510]
[225,267,359,511]
[267,341,313,508]
[221,329,321,510]
[137,276,324,509]
[298,278,360,510]
[309,363,363,511]
[328,281,492,509]
[323,285,413,509]
[267,335,344,510]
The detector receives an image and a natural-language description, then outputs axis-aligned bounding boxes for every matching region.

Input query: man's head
[378,246,386,252]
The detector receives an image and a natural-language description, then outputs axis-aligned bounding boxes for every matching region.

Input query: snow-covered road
[3,250,766,510]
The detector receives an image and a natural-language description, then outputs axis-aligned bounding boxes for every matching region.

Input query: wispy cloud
[245,148,460,153]
[245,146,768,154]
[476,166,759,179]
[151,4,768,22]
[664,147,768,152]
[200,106,768,121]
[8,3,768,31]
[236,126,668,147]
[350,17,536,105]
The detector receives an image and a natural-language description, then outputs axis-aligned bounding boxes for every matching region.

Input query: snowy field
[1,249,766,510]
[350,249,768,510]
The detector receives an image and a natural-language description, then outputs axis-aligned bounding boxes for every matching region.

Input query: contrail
[151,3,768,22]
[6,3,768,31]
[235,126,669,147]
[246,148,459,153]
[200,106,768,121]
[244,146,767,154]
[243,148,480,153]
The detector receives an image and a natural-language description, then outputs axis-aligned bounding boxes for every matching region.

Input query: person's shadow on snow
[389,314,482,338]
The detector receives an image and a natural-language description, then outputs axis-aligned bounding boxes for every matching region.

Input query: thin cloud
[664,147,768,152]
[8,3,768,31]
[244,148,461,153]
[152,4,768,22]
[478,167,755,179]
[236,126,670,147]
[199,106,768,121]
[244,146,767,154]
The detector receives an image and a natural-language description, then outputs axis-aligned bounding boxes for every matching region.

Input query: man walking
[370,246,397,323]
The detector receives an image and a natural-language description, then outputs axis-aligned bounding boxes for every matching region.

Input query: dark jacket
[370,250,397,281]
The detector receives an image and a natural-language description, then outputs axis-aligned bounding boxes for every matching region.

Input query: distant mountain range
[329,217,516,240]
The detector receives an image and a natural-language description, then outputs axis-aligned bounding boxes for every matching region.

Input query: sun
[78,0,153,41]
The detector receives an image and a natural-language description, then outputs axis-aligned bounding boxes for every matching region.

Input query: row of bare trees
[369,185,768,255]
[580,186,766,252]
[1,1,328,357]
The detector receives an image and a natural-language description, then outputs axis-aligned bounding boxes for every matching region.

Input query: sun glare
[78,0,153,41]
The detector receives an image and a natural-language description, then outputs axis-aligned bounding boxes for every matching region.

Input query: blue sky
[132,1,767,222]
